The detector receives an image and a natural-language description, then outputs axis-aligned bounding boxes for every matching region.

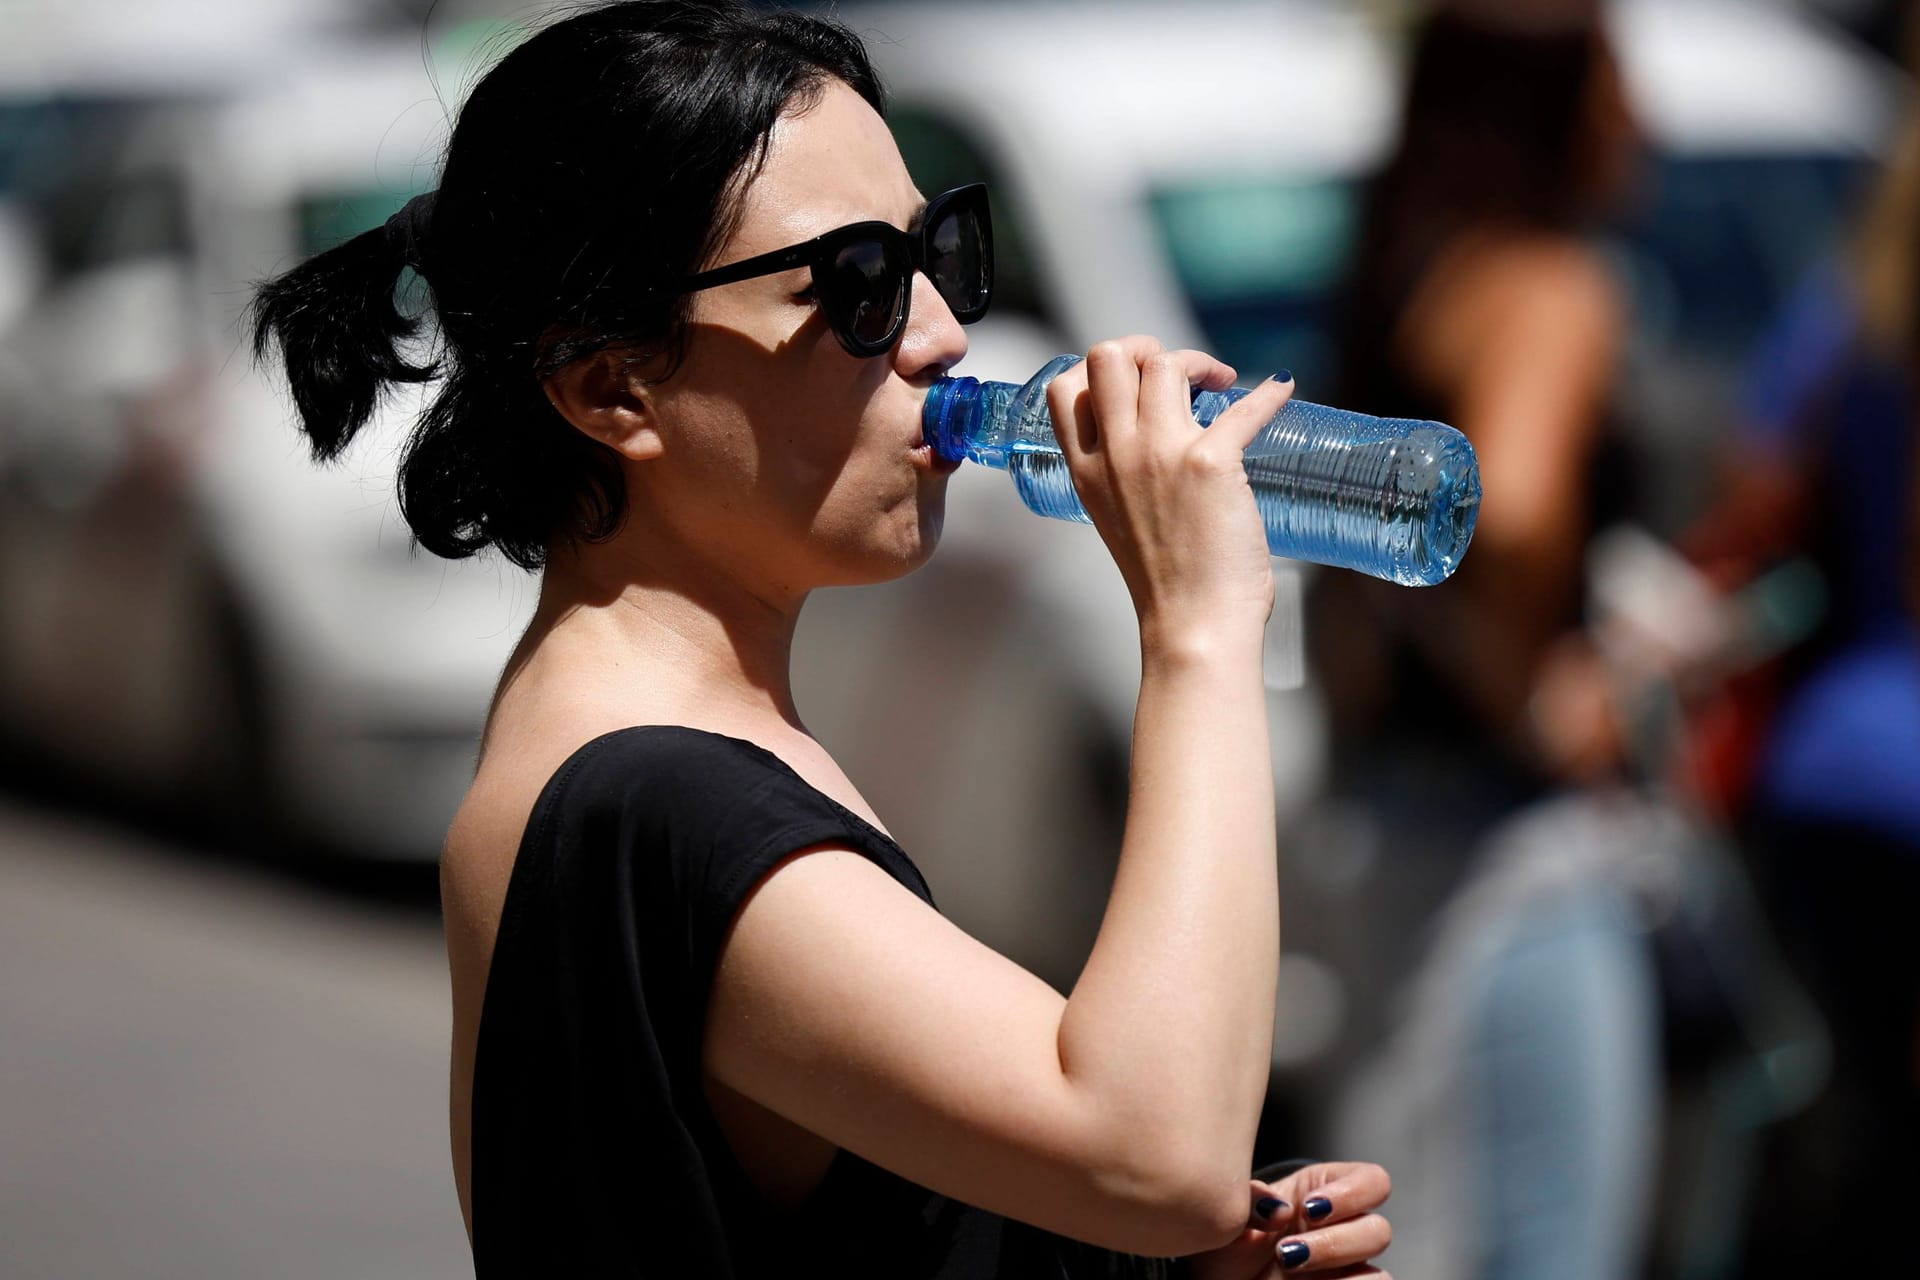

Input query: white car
[0,36,533,859]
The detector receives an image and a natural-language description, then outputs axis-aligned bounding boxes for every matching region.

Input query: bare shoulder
[1476,235,1624,332]
[1409,232,1624,390]
[440,732,577,961]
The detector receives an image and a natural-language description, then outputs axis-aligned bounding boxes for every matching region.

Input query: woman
[1321,0,1641,787]
[1303,0,1645,1035]
[250,3,1390,1276]
[1307,5,1654,1278]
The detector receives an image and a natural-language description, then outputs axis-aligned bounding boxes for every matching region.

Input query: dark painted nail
[1278,1240,1311,1269]
[1271,369,1293,384]
[1305,1196,1333,1221]
[1255,1196,1287,1219]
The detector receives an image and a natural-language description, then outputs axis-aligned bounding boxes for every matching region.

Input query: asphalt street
[0,799,471,1279]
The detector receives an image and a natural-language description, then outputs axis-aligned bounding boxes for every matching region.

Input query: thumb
[1248,1179,1292,1228]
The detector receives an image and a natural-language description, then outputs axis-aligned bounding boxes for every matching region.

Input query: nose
[893,269,969,383]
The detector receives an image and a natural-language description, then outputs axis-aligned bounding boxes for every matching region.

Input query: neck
[499,527,809,737]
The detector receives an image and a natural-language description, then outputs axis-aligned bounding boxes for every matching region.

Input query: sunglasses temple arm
[670,243,814,294]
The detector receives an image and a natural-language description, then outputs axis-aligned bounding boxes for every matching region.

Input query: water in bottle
[921,354,1481,586]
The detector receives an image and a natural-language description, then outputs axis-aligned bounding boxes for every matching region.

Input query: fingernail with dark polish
[1278,1240,1311,1269]
[1271,369,1293,384]
[1305,1196,1333,1221]
[1255,1196,1287,1219]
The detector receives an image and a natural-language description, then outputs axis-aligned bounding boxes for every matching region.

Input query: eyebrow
[783,196,927,247]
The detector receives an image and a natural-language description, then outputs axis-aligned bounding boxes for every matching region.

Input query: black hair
[249,0,886,570]
[1331,4,1615,410]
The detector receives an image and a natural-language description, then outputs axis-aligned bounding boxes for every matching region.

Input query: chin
[830,519,943,587]
[902,503,946,573]
[808,483,948,585]
[876,532,945,583]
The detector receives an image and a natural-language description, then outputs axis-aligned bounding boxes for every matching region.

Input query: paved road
[0,800,471,1279]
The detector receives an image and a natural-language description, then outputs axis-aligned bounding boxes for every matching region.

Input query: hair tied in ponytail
[384,191,437,272]
[250,190,438,464]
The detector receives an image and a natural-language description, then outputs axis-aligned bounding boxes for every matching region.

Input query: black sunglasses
[663,183,993,357]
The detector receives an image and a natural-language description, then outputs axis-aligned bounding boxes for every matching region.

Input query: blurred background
[1,0,1914,1275]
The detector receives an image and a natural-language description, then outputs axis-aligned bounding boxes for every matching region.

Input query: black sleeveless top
[469,725,1182,1278]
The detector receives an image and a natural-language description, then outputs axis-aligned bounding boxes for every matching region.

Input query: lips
[909,439,961,474]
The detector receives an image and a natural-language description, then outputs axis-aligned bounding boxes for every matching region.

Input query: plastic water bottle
[922,354,1481,586]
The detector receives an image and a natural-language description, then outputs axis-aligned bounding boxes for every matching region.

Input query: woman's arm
[1057,629,1276,1217]
[703,340,1286,1256]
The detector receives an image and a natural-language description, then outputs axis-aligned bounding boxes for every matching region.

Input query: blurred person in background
[1311,3,1664,1279]
[1311,0,1645,1068]
[250,2,1391,1276]
[1318,0,1641,806]
[1681,14,1920,1266]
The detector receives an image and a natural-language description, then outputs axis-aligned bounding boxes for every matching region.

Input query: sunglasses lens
[827,237,908,351]
[926,195,990,319]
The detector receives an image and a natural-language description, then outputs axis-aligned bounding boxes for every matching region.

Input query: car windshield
[1146,175,1356,386]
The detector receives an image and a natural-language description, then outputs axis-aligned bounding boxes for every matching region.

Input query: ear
[542,350,665,463]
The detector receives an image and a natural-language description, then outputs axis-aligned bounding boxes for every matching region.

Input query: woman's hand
[1044,336,1295,655]
[1184,1162,1394,1279]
